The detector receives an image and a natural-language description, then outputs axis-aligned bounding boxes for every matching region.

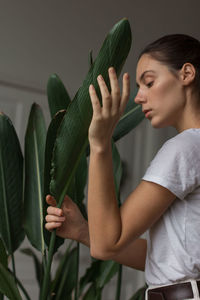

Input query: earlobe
[180,63,196,86]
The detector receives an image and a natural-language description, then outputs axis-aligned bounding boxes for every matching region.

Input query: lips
[143,109,152,118]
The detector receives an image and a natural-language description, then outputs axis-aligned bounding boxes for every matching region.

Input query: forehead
[136,54,167,81]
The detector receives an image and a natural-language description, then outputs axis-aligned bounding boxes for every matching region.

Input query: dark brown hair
[139,34,200,91]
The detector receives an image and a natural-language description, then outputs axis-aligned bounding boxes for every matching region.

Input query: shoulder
[157,128,200,158]
[143,129,200,200]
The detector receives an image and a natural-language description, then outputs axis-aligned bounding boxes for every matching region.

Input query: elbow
[90,245,117,261]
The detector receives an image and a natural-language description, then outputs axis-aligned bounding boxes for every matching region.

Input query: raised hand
[45,195,89,246]
[88,67,130,152]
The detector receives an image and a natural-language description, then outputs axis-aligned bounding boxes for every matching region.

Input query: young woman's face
[135,54,186,129]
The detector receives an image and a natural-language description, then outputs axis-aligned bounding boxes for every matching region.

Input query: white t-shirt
[142,128,200,287]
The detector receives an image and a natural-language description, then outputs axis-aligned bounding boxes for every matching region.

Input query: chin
[150,118,168,129]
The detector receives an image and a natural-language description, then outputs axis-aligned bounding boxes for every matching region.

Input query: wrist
[90,141,112,155]
[78,221,90,247]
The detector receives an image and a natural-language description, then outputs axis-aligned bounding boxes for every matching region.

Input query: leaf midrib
[0,148,12,254]
[33,130,45,253]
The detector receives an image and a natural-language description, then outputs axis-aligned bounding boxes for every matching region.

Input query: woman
[45,34,200,300]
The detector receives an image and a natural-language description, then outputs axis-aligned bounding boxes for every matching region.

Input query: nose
[134,89,147,104]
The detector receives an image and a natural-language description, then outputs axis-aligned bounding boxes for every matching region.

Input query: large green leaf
[43,111,66,251]
[113,92,144,142]
[24,103,47,253]
[0,262,22,300]
[47,74,71,118]
[49,18,132,206]
[0,113,24,254]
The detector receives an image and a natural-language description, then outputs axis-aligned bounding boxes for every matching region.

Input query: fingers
[45,206,65,232]
[120,72,130,113]
[97,75,112,112]
[46,194,57,206]
[89,84,101,117]
[45,221,62,232]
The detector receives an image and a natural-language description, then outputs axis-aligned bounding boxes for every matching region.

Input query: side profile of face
[135,54,187,130]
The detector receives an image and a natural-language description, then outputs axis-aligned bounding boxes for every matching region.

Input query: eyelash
[146,81,154,88]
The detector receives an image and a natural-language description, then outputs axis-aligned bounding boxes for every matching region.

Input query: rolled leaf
[0,113,24,254]
[113,92,144,142]
[47,74,71,118]
[49,18,132,205]
[24,103,46,253]
[0,262,22,300]
[43,110,66,251]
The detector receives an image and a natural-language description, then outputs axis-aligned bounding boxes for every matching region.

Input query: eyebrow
[136,70,156,87]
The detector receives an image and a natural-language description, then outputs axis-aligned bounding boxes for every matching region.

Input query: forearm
[88,143,122,258]
[79,220,147,271]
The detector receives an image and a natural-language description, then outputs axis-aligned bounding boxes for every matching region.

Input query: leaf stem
[40,230,56,300]
[115,264,122,300]
[8,268,31,300]
[74,242,80,300]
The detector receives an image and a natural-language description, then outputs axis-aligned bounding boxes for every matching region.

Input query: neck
[174,89,200,132]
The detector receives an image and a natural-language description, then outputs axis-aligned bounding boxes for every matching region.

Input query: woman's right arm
[45,195,147,271]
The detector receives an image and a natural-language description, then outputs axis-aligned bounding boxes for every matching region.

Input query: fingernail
[98,75,103,80]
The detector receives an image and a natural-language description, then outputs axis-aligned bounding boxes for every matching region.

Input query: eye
[146,81,154,88]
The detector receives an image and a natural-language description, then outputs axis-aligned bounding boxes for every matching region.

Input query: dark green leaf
[0,113,24,254]
[43,110,66,251]
[88,50,93,68]
[79,260,101,296]
[82,284,102,300]
[96,260,119,288]
[73,151,88,219]
[24,103,47,253]
[47,74,71,118]
[0,262,22,300]
[79,259,119,296]
[49,19,132,207]
[113,92,144,142]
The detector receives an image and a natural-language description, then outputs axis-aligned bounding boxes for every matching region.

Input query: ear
[179,63,196,86]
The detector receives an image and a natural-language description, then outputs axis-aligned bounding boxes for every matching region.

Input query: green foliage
[0,113,24,255]
[24,103,47,254]
[0,262,22,300]
[0,18,146,300]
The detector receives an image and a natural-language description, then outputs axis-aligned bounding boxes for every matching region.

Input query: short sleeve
[142,132,200,200]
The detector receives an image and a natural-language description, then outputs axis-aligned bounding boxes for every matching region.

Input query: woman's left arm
[88,68,176,260]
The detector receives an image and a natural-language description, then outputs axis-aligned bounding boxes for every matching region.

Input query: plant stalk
[74,242,80,300]
[115,264,123,300]
[40,230,56,300]
[8,268,31,300]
